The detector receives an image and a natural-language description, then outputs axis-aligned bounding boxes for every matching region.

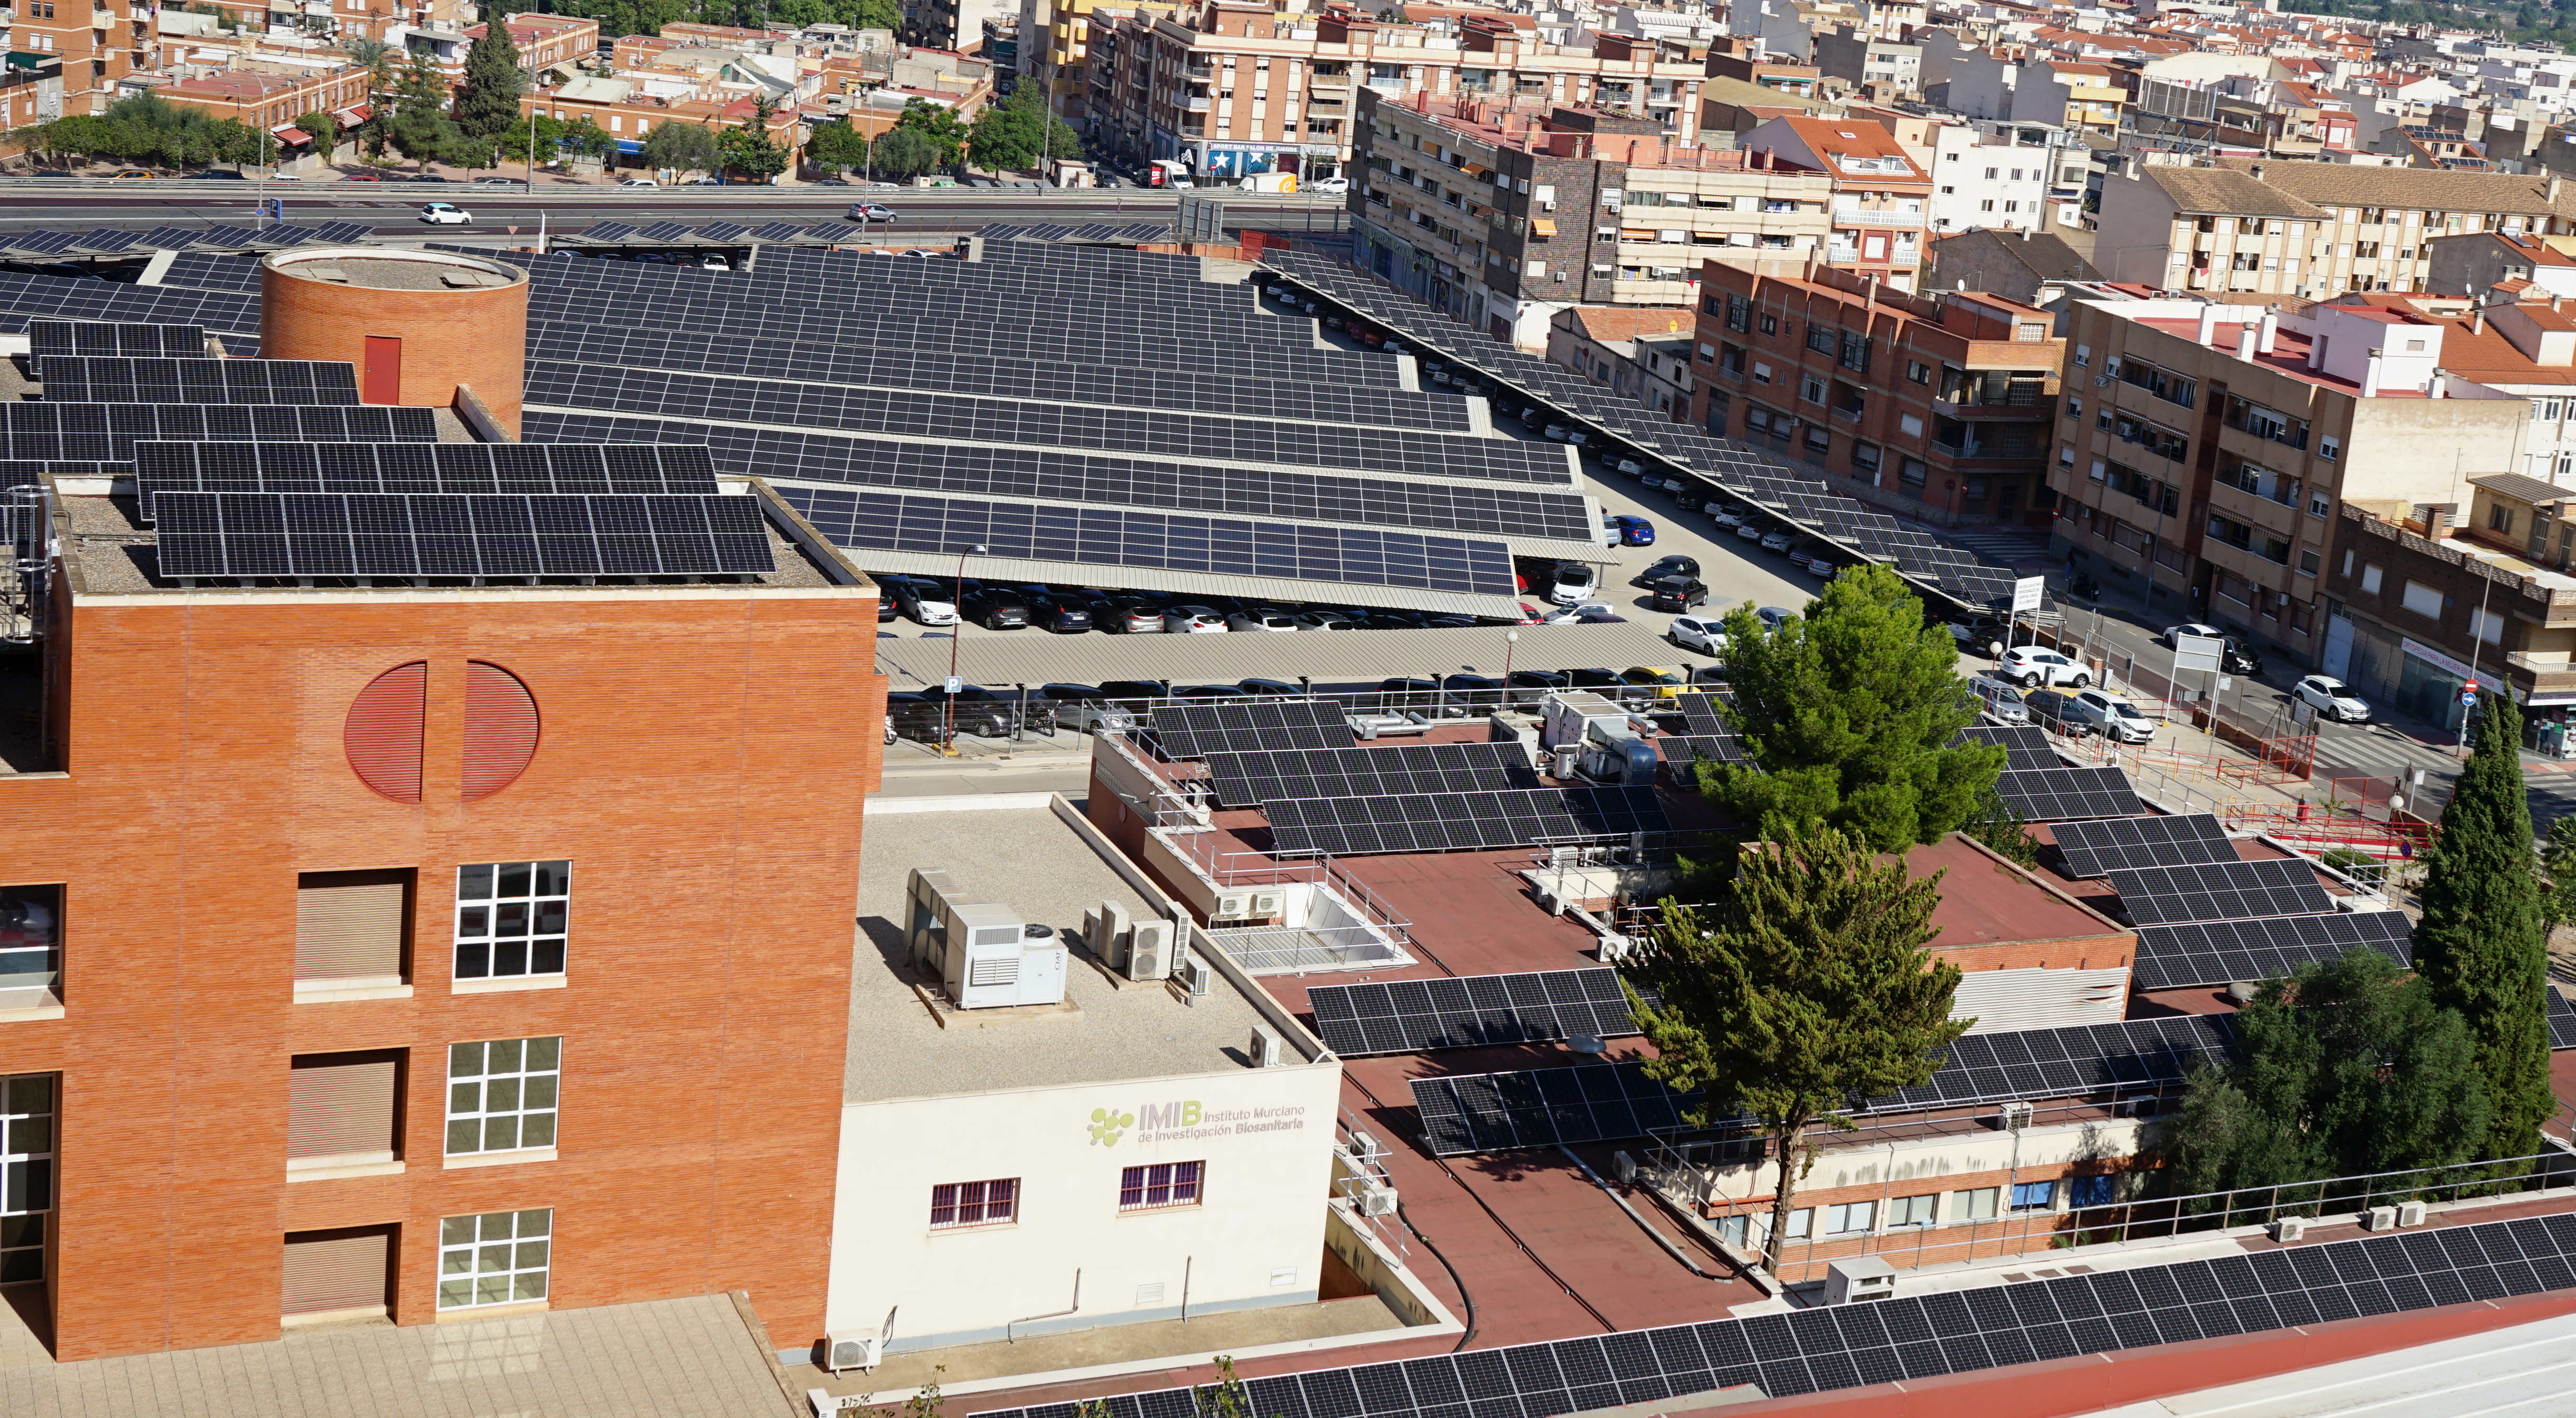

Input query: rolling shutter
[343,662,426,804]
[283,1228,391,1316]
[294,871,407,982]
[461,660,540,802]
[287,1057,397,1162]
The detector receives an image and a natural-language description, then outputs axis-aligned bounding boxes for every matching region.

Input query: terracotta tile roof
[2142,164,2327,219]
[2214,156,2576,219]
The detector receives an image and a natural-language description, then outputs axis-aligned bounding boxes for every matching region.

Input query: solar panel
[1152,700,1352,758]
[2105,858,2338,927]
[1266,786,1667,856]
[1203,741,1537,808]
[1992,767,2141,822]
[2052,814,2238,878]
[2551,988,2576,1049]
[1660,734,1750,767]
[37,356,357,404]
[28,320,206,358]
[1954,724,2062,771]
[1411,1060,1692,1154]
[152,491,774,580]
[2131,910,2415,991]
[1306,967,1653,1056]
[1874,1013,2237,1112]
[971,1209,2576,1416]
[0,405,433,469]
[132,442,718,519]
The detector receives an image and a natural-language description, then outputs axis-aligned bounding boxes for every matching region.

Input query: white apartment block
[1930,123,2051,235]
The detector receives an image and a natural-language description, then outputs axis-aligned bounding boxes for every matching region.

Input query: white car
[417,202,472,224]
[1162,606,1228,634]
[2160,622,2226,648]
[1668,615,1727,655]
[1711,505,1747,530]
[2063,687,2157,744]
[1759,529,1797,553]
[2295,674,2373,722]
[1308,175,1350,194]
[1540,600,1617,625]
[1998,645,2090,689]
[1547,563,1601,605]
[616,177,658,188]
[1225,608,1300,633]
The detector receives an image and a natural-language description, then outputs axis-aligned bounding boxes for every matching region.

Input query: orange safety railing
[2053,732,2311,788]
[2222,801,2435,861]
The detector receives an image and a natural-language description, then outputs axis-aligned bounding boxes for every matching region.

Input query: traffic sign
[2462,689,2479,707]
[945,676,962,694]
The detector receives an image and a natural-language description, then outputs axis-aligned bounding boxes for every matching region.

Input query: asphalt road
[0,186,1352,241]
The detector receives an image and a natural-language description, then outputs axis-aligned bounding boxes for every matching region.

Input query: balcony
[1185,95,1209,112]
[1832,203,1924,228]
[2508,651,2576,697]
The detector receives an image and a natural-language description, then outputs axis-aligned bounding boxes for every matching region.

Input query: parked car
[1162,605,1228,634]
[1576,613,1629,624]
[2159,622,2263,674]
[1755,606,1797,633]
[2023,686,2079,732]
[109,168,153,179]
[1606,513,1657,547]
[1710,504,1748,530]
[186,168,247,179]
[1290,609,1355,630]
[883,690,938,741]
[418,202,472,224]
[1668,615,1726,656]
[1632,554,1700,587]
[1441,673,1506,710]
[1998,645,2090,689]
[917,685,1015,737]
[472,175,518,185]
[1023,589,1093,634]
[1097,679,1173,713]
[880,575,957,626]
[1759,528,1798,553]
[1086,595,1165,634]
[1309,175,1351,194]
[1647,576,1709,612]
[2062,687,2158,744]
[1964,673,2031,725]
[1038,683,1136,733]
[616,177,659,188]
[1237,679,1302,698]
[957,585,1031,629]
[1735,520,1768,542]
[1547,562,1601,605]
[341,172,382,181]
[1505,669,1571,706]
[1540,600,1617,625]
[848,202,899,222]
[2294,674,2373,723]
[1795,547,1838,577]
[1618,666,1687,700]
[1173,683,1249,700]
[1613,458,1646,478]
[1375,677,1445,712]
[1947,615,2007,654]
[1226,607,1301,633]
[1562,668,1625,694]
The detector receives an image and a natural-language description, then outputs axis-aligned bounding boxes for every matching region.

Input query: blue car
[1610,514,1657,546]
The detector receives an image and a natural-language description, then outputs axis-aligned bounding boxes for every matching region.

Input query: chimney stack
[2474,306,2487,335]
[2257,310,2279,354]
[2250,161,2267,180]
[2236,321,2258,359]
[2552,173,2565,204]
[2363,349,2384,397]
[2196,304,2220,344]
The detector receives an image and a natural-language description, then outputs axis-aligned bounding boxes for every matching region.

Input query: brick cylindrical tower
[259,246,530,436]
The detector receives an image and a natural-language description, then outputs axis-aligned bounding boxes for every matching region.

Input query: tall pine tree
[2414,690,2556,1161]
[1623,825,1967,1272]
[454,28,528,139]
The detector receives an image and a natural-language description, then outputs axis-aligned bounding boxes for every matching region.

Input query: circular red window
[343,661,427,804]
[462,660,540,802]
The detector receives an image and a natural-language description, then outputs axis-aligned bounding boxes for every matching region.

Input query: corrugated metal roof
[850,546,1531,617]
[874,619,1708,689]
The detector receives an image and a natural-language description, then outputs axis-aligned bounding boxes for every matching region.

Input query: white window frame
[0,1073,52,1285]
[446,1037,561,1156]
[454,861,569,982]
[438,1208,552,1310]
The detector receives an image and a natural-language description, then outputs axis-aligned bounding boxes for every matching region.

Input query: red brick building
[0,468,883,1358]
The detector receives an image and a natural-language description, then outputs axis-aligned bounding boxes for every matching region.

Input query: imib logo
[1087,1107,1135,1146]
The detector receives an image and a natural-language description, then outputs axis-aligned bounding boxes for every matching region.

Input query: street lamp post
[942,542,985,753]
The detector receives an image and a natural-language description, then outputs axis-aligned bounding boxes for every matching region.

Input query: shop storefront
[2396,637,2482,732]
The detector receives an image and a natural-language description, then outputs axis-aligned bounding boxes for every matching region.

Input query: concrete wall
[2091,172,2183,286]
[826,1057,1344,1352]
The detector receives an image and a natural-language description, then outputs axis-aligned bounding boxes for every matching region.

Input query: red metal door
[362,335,401,405]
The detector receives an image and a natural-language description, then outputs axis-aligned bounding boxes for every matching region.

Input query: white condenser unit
[1213,891,1254,922]
[1823,1257,1897,1305]
[1252,889,1285,918]
[823,1332,882,1375]
[908,868,1068,1009]
[2269,1217,2306,1243]
[1126,917,1176,982]
[2396,1200,2428,1227]
[1357,1181,1399,1217]
[1997,1101,2035,1132]
[1250,1026,1284,1067]
[1180,954,1213,996]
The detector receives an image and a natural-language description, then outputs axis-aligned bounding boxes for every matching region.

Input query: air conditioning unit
[1358,1182,1399,1217]
[1348,1129,1384,1164]
[1613,1150,1637,1183]
[1213,891,1254,921]
[1553,747,1581,778]
[1252,889,1286,917]
[1091,898,1132,967]
[1823,1257,1897,1305]
[2269,1217,2307,1243]
[1127,918,1176,982]
[1998,1100,2035,1132]
[2365,1205,2399,1231]
[1180,954,1213,996]
[1249,1025,1285,1067]
[1598,934,1633,962]
[823,1331,882,1375]
[2396,1200,2428,1227]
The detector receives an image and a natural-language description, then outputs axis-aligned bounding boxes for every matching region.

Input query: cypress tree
[2414,690,2556,1161]
[455,29,528,139]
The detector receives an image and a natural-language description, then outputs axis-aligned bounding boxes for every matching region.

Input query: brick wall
[260,262,529,434]
[0,584,882,1358]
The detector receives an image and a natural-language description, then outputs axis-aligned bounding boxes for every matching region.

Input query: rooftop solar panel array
[970,1210,2576,1416]
[2130,910,2415,991]
[524,409,1592,544]
[2104,857,2337,927]
[1992,767,2141,822]
[37,355,356,405]
[2551,988,2576,1050]
[2051,813,2238,878]
[0,270,261,339]
[132,442,718,519]
[1413,1060,1688,1153]
[1151,700,1352,757]
[152,491,774,581]
[0,405,432,468]
[28,320,205,358]
[1266,786,1667,856]
[1953,723,2063,771]
[1203,741,1538,808]
[771,484,1518,596]
[1306,967,1651,1057]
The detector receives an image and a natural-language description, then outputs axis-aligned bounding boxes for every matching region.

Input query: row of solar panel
[0,270,261,340]
[37,355,355,405]
[520,409,1596,544]
[1265,786,1670,857]
[1152,699,1351,757]
[28,320,204,358]
[0,220,375,261]
[131,442,719,519]
[521,240,1253,314]
[0,405,434,466]
[153,492,773,580]
[1202,741,1538,808]
[1305,968,1649,1058]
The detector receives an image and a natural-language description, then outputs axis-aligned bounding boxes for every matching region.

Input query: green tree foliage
[892,97,966,169]
[1701,564,2003,851]
[870,126,940,178]
[293,111,339,161]
[551,0,893,36]
[343,36,400,94]
[718,92,787,182]
[967,82,1081,172]
[641,118,722,176]
[2541,814,2576,928]
[2160,949,2495,1204]
[1624,825,1966,1271]
[497,112,564,167]
[807,119,871,173]
[559,117,619,161]
[28,92,267,169]
[383,53,463,171]
[2414,691,2557,1161]
[454,27,529,138]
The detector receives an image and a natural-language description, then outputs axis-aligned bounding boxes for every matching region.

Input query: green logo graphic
[1088,1106,1135,1147]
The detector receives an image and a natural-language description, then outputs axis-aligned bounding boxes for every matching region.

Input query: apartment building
[154,64,369,136]
[1083,2,1707,184]
[2427,228,2576,301]
[1809,23,1920,94]
[2052,296,2529,667]
[519,84,807,167]
[1929,122,2052,236]
[1349,89,1836,348]
[1692,262,2065,526]
[2,0,154,116]
[0,51,62,129]
[1543,305,1698,419]
[1738,113,1933,288]
[464,13,597,85]
[2096,157,2576,301]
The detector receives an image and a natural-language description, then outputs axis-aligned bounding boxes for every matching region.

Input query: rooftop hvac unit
[1348,1129,1383,1164]
[1126,917,1176,983]
[1357,1181,1399,1217]
[1251,889,1285,918]
[1598,934,1634,963]
[1997,1100,2035,1132]
[823,1332,882,1375]
[911,868,1068,1009]
[2269,1217,2307,1243]
[2396,1200,2428,1227]
[2365,1205,2399,1231]
[1088,898,1133,968]
[1250,1025,1285,1067]
[1180,954,1213,997]
[904,867,966,974]
[1213,891,1255,922]
[1823,1257,1897,1305]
